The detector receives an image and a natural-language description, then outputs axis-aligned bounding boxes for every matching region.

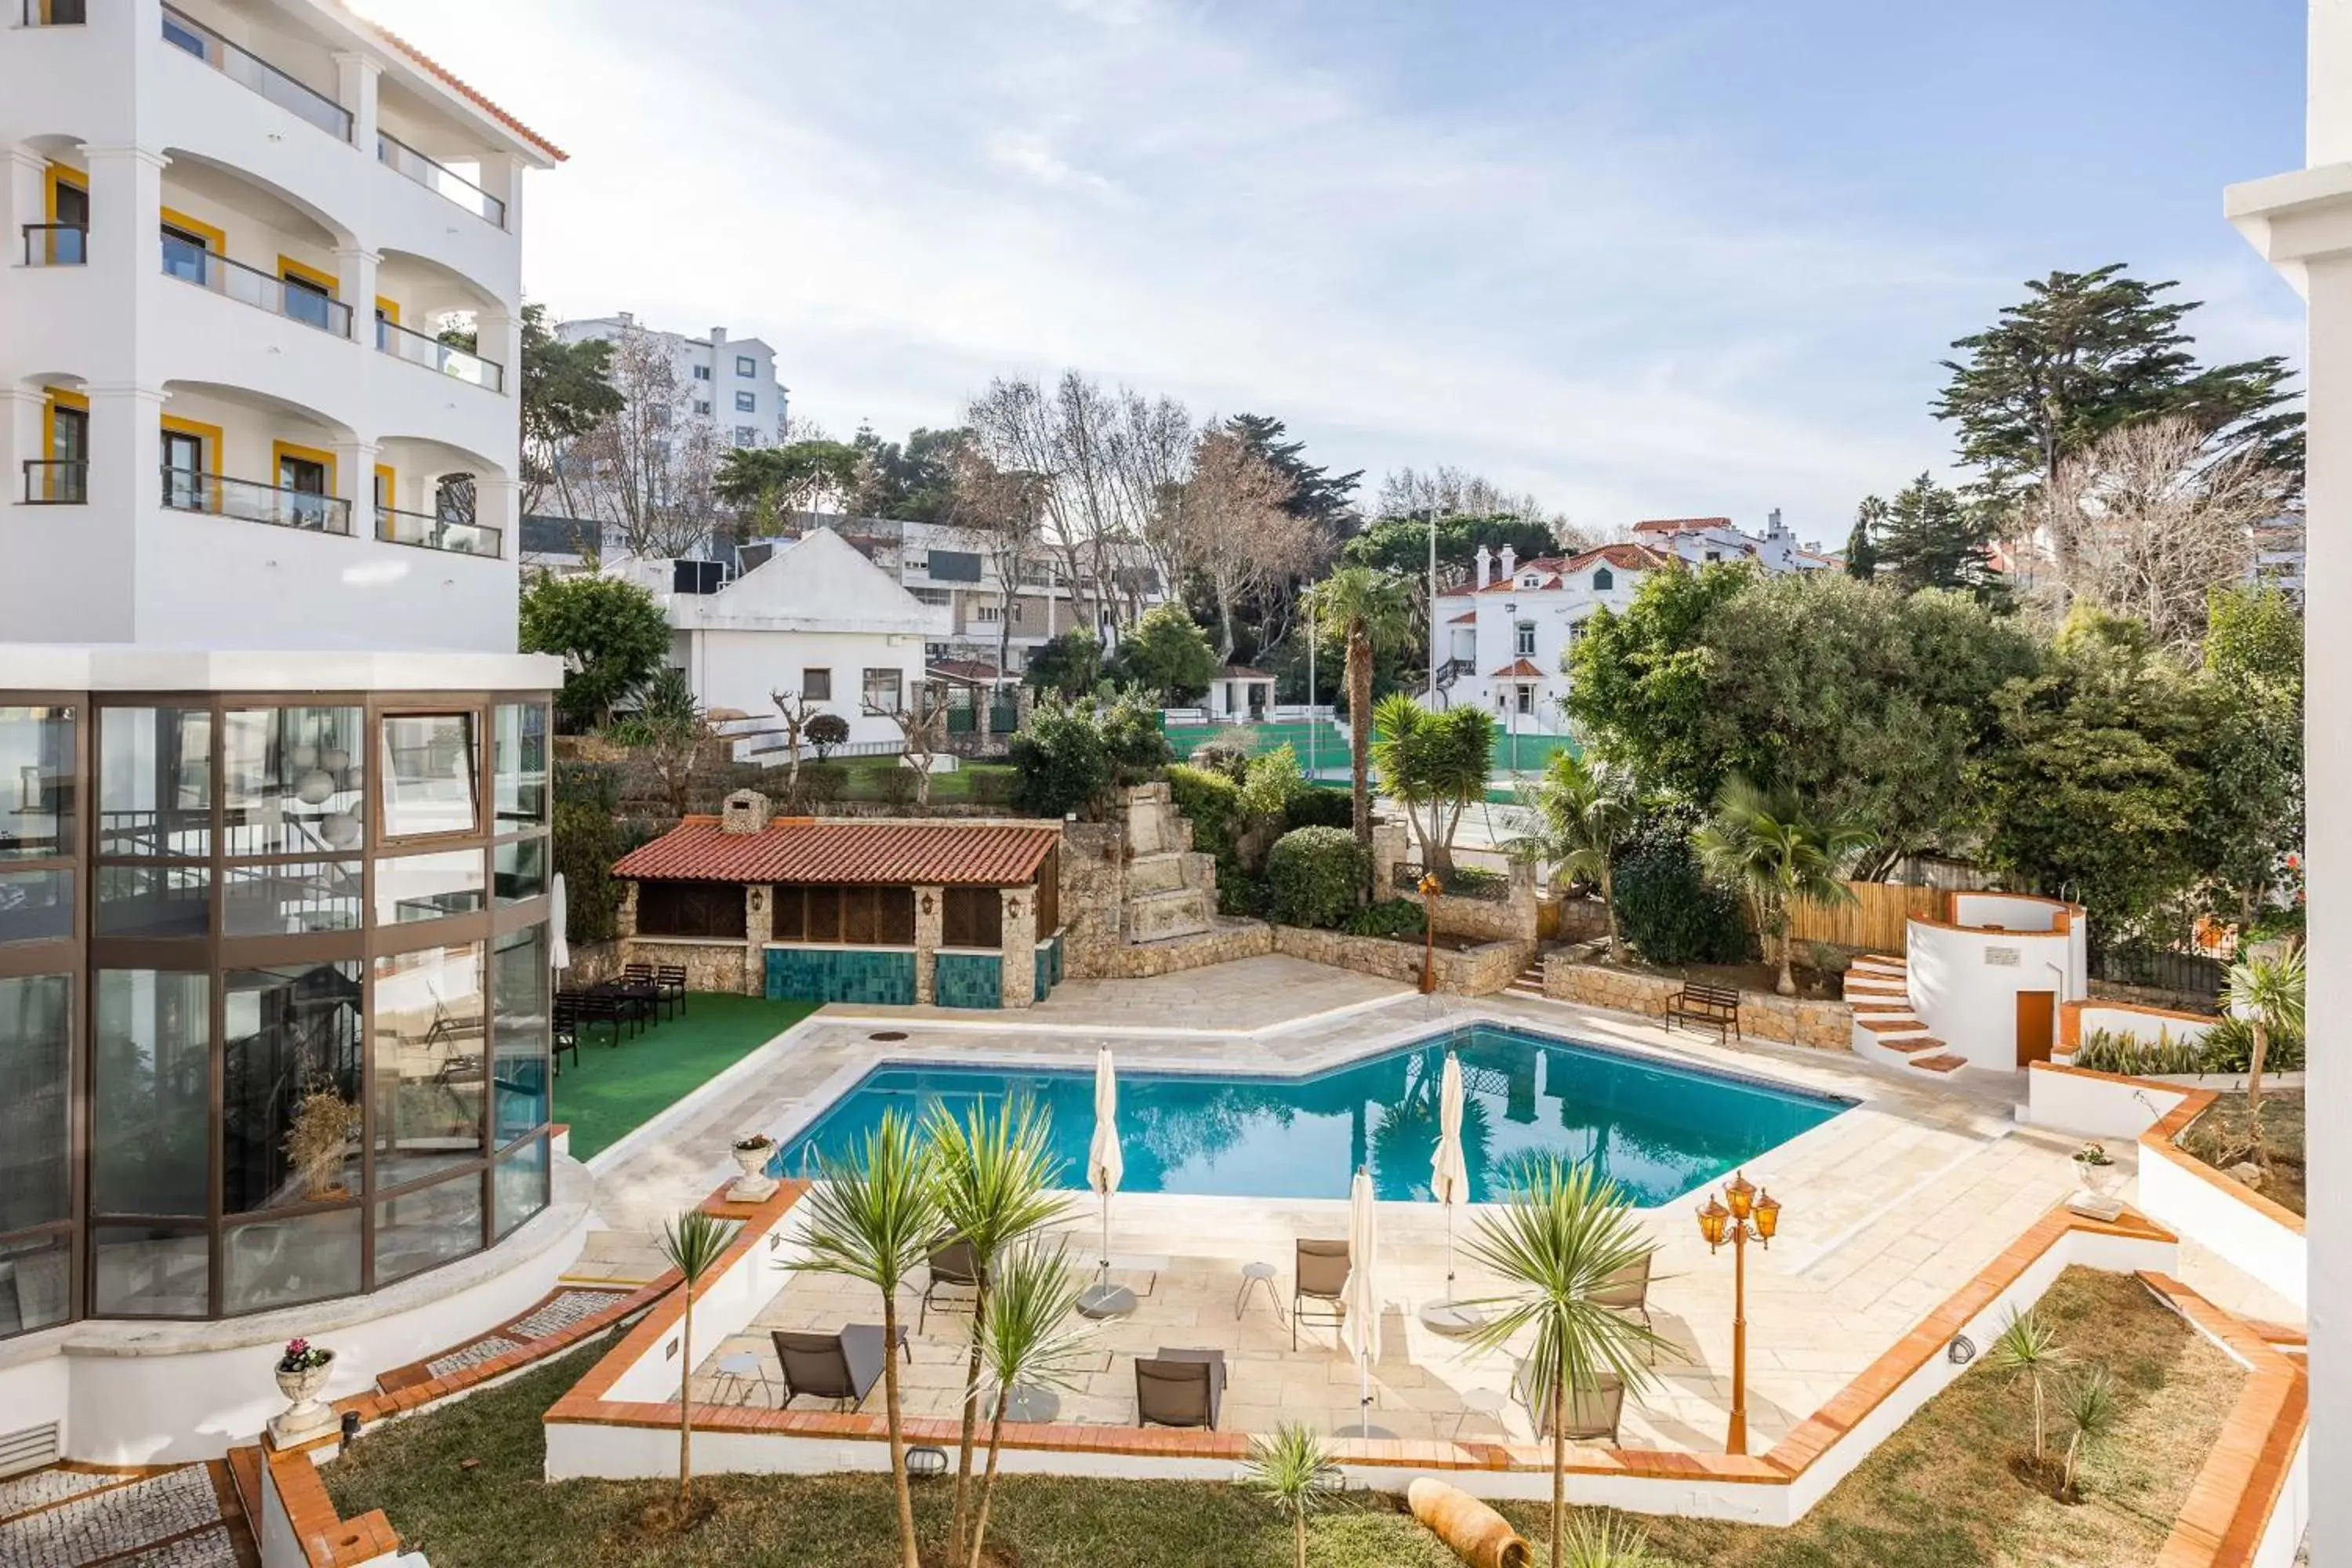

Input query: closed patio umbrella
[1080,1047,1134,1319]
[1420,1051,1486,1336]
[548,873,571,975]
[1338,1167,1390,1437]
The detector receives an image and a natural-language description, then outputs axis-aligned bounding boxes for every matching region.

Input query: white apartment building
[1630,510,1839,573]
[1432,542,1668,733]
[0,0,577,1467]
[605,528,949,750]
[555,313,789,451]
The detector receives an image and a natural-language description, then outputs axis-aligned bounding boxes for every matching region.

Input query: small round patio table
[1233,1261,1280,1319]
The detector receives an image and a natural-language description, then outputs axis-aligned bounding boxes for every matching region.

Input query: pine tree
[1874,473,2002,598]
[1844,496,1885,581]
[1934,265,2300,507]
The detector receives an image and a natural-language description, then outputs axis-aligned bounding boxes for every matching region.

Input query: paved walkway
[0,1463,249,1567]
[570,953,2117,1455]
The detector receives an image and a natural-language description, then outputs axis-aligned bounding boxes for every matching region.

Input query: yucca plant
[1986,1306,2073,1464]
[786,1110,940,1568]
[965,1239,1094,1568]
[2058,1365,2119,1499]
[654,1208,742,1512]
[1461,1157,1673,1568]
[1241,1421,1340,1568]
[924,1095,1070,1563]
[2222,946,2305,1112]
[1561,1512,1658,1567]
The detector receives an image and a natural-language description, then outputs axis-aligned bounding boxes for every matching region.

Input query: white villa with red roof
[1631,510,1841,574]
[1431,541,1666,733]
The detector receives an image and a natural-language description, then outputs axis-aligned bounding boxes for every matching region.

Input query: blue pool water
[771,1025,1851,1206]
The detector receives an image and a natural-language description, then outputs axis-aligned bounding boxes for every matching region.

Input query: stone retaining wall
[1541,956,1853,1050]
[1080,919,1275,978]
[615,938,751,994]
[1056,820,1129,978]
[1274,927,1530,995]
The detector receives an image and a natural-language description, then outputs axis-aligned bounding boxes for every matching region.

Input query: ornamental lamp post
[1696,1169,1781,1457]
[1417,871,1443,993]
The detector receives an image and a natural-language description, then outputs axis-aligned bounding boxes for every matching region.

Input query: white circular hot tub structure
[1849,893,2089,1076]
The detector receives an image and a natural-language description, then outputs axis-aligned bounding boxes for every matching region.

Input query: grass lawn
[326,1269,2240,1568]
[554,993,818,1160]
[833,761,1015,804]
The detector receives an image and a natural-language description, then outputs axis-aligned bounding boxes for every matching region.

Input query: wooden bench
[1664,981,1741,1042]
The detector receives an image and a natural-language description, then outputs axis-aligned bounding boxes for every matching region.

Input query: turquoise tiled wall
[765,946,916,1005]
[1033,934,1064,1000]
[934,951,1003,1010]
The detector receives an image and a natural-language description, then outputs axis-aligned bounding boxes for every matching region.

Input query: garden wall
[613,936,750,994]
[1540,957,1852,1050]
[1271,927,1528,994]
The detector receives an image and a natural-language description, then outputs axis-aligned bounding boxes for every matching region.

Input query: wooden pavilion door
[2016,989,2056,1067]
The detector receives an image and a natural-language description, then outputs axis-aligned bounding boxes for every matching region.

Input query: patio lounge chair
[1292,1238,1350,1351]
[1592,1254,1655,1361]
[920,1236,984,1333]
[772,1323,909,1411]
[621,964,677,1023]
[552,1021,579,1078]
[658,964,690,1014]
[1511,1362,1626,1443]
[1135,1348,1227,1429]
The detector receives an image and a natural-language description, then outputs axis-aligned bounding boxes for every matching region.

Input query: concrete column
[0,388,45,498]
[744,884,772,997]
[913,884,942,1004]
[332,53,380,157]
[477,150,523,234]
[615,881,638,940]
[475,474,519,559]
[81,145,163,383]
[999,886,1037,1010]
[5,148,45,258]
[332,439,376,522]
[334,245,379,343]
[82,384,161,634]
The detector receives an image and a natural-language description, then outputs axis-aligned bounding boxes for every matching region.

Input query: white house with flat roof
[556,314,789,452]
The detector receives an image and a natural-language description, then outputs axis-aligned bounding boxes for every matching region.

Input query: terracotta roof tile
[1632,517,1731,533]
[1448,611,1476,624]
[1219,663,1274,679]
[334,3,568,162]
[1490,658,1546,678]
[615,818,1059,887]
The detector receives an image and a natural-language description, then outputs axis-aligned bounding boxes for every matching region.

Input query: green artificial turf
[554,993,818,1160]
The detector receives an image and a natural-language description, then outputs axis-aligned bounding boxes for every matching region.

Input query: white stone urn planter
[269,1340,337,1446]
[730,1135,779,1203]
[2069,1143,2123,1221]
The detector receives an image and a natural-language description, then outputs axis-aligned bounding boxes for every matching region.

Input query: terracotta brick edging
[2143,1272,2309,1567]
[2031,1061,2307,1237]
[263,1446,401,1567]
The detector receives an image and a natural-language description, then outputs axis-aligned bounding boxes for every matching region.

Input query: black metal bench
[1664,981,1741,1042]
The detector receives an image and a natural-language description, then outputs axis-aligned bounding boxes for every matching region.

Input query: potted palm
[729,1133,779,1202]
[270,1338,336,1444]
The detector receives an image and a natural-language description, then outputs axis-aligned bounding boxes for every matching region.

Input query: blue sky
[376,0,2308,543]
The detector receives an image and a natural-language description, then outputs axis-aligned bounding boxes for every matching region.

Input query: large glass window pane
[493,835,546,903]
[493,1134,548,1238]
[0,705,74,859]
[492,925,548,1144]
[222,706,365,857]
[372,942,485,1187]
[374,1174,483,1284]
[0,1232,72,1338]
[0,868,71,943]
[223,961,363,1213]
[0,975,71,1232]
[93,971,209,1216]
[376,848,485,924]
[224,1208,360,1315]
[96,864,210,938]
[493,704,547,829]
[380,713,477,838]
[99,706,212,856]
[92,1226,207,1316]
[222,859,361,935]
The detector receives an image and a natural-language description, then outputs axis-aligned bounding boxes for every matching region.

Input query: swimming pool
[771,1024,1853,1206]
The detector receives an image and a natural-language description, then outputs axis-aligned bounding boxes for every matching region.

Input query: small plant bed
[2178,1090,2307,1217]
[326,1271,2240,1568]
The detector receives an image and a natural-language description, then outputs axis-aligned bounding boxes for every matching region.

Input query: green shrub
[1342,898,1425,939]
[1611,807,1748,965]
[1280,786,1355,833]
[1011,699,1113,818]
[966,768,1016,807]
[1445,865,1508,897]
[875,764,921,808]
[1188,738,1252,781]
[2072,1026,2207,1076]
[1167,763,1242,851]
[1102,693,1174,785]
[1265,826,1367,929]
[791,762,847,803]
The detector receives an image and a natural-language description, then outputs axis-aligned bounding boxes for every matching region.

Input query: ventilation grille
[0,1421,60,1479]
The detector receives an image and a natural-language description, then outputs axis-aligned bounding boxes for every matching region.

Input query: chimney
[1766,507,1787,540]
[1475,543,1493,589]
[617,310,634,327]
[720,789,771,836]
[1499,544,1517,579]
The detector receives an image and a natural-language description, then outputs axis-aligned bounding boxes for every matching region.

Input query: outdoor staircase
[1508,952,1548,999]
[1119,782,1215,944]
[1844,953,1969,1076]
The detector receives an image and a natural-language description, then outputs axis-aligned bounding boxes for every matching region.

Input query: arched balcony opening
[15,133,90,269]
[155,147,358,343]
[373,434,510,560]
[158,377,357,538]
[374,249,507,394]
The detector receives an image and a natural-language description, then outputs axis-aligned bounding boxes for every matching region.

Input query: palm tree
[1692,777,1873,996]
[965,1240,1094,1568]
[1461,1157,1673,1568]
[1986,1306,2072,1464]
[655,1208,742,1515]
[2058,1366,2118,1499]
[2222,946,2304,1112]
[787,1109,941,1568]
[923,1096,1070,1563]
[1241,1421,1339,1568]
[1505,750,1637,962]
[1370,692,1495,877]
[1312,566,1417,860]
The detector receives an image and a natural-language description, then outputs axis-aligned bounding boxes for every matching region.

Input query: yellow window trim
[40,388,88,468]
[44,163,85,223]
[374,463,397,510]
[272,439,338,496]
[158,206,227,255]
[374,296,401,325]
[160,413,225,474]
[278,256,339,294]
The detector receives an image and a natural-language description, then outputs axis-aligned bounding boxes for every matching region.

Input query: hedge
[1611,808,1749,965]
[1265,826,1367,930]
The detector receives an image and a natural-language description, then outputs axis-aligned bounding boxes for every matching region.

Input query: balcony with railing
[159,468,351,535]
[159,4,351,143]
[376,504,502,558]
[161,241,354,337]
[376,317,504,393]
[376,133,507,229]
[20,224,85,267]
[21,0,88,24]
[22,460,87,504]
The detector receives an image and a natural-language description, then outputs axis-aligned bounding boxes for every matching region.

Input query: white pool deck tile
[582,955,2147,1454]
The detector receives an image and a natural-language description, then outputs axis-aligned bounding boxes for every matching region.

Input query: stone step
[1124,888,1212,942]
[1879,1036,1944,1055]
[1856,1014,1929,1036]
[1908,1053,1968,1074]
[1125,851,1189,895]
[1849,962,1907,979]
